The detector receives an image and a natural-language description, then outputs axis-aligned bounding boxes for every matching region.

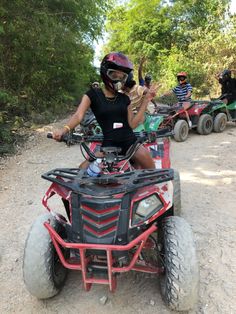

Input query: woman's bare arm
[53,94,91,140]
[127,98,148,129]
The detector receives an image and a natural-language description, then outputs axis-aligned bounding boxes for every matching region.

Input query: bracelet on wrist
[63,125,71,132]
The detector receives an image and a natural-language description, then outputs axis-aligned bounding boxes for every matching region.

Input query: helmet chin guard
[113,81,123,91]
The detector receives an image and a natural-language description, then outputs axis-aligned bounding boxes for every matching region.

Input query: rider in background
[53,52,157,169]
[164,72,192,103]
[138,57,152,89]
[216,69,236,105]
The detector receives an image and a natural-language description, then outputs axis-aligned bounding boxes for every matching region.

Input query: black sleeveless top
[222,78,236,96]
[85,88,136,143]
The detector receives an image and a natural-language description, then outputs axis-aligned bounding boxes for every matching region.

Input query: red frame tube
[44,221,163,292]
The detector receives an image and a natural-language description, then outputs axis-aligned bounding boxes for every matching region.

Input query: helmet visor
[107,69,128,82]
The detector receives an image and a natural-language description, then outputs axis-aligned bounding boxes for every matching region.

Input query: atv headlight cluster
[132,194,163,225]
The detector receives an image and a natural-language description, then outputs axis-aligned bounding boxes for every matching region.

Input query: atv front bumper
[44,221,162,292]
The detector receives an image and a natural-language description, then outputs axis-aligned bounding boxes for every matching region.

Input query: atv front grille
[80,198,121,242]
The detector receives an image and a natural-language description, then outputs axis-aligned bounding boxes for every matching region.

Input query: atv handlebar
[47,132,98,143]
[47,128,173,144]
[47,128,173,163]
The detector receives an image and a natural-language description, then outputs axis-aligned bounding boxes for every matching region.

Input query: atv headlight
[132,194,163,225]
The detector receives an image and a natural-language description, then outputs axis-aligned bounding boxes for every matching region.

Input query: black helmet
[100,52,133,91]
[219,69,231,83]
[144,74,152,83]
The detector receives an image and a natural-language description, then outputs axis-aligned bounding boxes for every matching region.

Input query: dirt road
[0,122,236,314]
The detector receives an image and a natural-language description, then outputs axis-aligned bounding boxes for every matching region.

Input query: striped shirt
[172,83,192,101]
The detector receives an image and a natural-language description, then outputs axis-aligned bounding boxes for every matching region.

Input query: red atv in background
[23,130,199,312]
[155,100,214,142]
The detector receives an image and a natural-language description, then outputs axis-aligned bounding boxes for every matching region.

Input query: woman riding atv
[216,69,236,105]
[53,52,157,169]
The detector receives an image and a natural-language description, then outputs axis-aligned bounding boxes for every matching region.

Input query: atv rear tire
[173,120,189,142]
[213,112,227,132]
[197,114,213,135]
[173,170,181,216]
[158,216,199,311]
[23,213,68,299]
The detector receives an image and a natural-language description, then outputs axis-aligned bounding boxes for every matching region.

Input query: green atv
[134,112,164,132]
[207,99,236,132]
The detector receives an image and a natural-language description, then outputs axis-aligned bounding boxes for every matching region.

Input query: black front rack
[42,168,174,196]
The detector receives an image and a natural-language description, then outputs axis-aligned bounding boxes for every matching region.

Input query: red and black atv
[23,129,199,312]
[155,101,214,142]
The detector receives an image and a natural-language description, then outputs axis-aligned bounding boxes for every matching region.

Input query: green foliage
[105,0,234,98]
[0,0,111,153]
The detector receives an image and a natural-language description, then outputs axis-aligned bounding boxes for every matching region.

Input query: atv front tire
[173,120,189,142]
[159,216,199,311]
[213,112,227,132]
[23,213,68,299]
[173,170,181,216]
[197,114,213,135]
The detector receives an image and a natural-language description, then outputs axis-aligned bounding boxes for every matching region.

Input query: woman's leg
[132,145,155,169]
